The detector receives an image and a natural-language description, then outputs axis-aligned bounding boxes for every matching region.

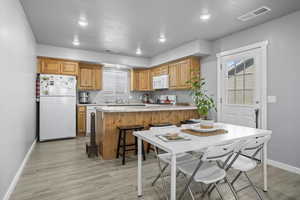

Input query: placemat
[181,129,228,137]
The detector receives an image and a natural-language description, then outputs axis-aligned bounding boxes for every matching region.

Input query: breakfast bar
[96,105,199,160]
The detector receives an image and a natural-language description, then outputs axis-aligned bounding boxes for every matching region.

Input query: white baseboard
[268,159,300,175]
[3,139,36,200]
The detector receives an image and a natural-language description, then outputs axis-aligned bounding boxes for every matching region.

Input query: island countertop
[96,105,197,113]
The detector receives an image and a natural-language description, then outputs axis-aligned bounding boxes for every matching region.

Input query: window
[101,67,130,102]
[226,58,255,105]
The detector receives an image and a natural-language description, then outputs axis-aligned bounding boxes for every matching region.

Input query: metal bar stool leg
[116,128,121,158]
[135,136,138,155]
[122,130,126,165]
[141,141,146,161]
[147,143,152,154]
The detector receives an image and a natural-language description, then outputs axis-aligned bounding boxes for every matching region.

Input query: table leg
[170,154,177,200]
[263,143,268,192]
[138,138,143,197]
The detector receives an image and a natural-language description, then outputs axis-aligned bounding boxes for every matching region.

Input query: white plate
[190,118,201,123]
[189,125,218,132]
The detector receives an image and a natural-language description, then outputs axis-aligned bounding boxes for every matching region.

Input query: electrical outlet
[267,96,277,103]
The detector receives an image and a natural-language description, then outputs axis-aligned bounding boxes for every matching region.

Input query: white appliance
[152,75,169,89]
[39,74,76,141]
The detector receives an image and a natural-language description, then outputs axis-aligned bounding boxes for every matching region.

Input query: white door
[219,48,263,128]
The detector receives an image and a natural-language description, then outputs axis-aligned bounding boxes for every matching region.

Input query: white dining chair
[177,141,240,200]
[224,135,271,200]
[150,125,198,199]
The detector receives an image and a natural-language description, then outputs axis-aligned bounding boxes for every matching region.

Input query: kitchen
[37,56,200,142]
[2,0,300,200]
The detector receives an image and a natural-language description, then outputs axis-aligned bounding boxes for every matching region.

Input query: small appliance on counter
[156,95,177,104]
[79,91,90,104]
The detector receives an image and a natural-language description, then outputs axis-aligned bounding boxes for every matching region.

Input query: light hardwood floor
[10,137,300,200]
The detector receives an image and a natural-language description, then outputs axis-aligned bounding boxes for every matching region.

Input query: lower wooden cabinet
[78,63,102,90]
[77,106,86,137]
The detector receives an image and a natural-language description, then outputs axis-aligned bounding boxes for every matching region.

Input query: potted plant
[187,72,216,128]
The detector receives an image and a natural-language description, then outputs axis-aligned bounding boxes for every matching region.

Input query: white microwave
[152,75,169,90]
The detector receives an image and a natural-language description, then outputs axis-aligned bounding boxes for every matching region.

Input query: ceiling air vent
[238,6,271,21]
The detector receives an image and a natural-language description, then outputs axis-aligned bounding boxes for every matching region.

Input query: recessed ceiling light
[78,19,88,27]
[200,13,211,21]
[136,48,142,55]
[72,39,80,46]
[158,35,166,43]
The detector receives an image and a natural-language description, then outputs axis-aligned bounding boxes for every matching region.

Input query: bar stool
[116,125,146,165]
[147,123,174,153]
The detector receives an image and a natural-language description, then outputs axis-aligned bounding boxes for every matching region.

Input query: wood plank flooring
[10,137,300,200]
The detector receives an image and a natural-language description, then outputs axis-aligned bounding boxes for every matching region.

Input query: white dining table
[133,123,272,200]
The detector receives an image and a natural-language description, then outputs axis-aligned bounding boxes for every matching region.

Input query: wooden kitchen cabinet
[78,63,102,90]
[130,69,140,91]
[139,69,151,91]
[168,57,200,90]
[131,56,200,91]
[77,106,86,137]
[168,62,179,88]
[151,64,169,77]
[40,58,61,74]
[60,61,79,76]
[38,57,79,76]
[131,69,152,91]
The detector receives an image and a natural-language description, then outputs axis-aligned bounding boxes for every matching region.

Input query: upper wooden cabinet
[168,62,179,88]
[61,61,79,75]
[78,63,102,91]
[38,57,79,76]
[151,65,169,77]
[131,56,200,91]
[168,57,200,90]
[131,69,152,91]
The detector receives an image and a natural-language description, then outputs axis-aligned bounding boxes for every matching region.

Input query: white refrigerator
[39,74,76,141]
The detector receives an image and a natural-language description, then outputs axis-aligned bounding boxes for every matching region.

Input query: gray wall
[201,10,300,168]
[0,0,36,199]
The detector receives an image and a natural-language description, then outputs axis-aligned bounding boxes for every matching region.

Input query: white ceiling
[21,0,300,58]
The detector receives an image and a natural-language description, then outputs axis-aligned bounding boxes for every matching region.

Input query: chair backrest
[240,135,271,154]
[202,140,240,162]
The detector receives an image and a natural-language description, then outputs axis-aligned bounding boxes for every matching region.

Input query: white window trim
[216,40,268,129]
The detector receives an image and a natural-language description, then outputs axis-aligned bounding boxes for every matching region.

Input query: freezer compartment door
[40,74,76,97]
[40,97,76,141]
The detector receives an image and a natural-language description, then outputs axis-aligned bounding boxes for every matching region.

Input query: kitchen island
[96,105,199,160]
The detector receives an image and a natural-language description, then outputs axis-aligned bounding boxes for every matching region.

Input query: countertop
[77,103,145,106]
[96,105,197,113]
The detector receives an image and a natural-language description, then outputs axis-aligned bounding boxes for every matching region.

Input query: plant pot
[200,119,214,129]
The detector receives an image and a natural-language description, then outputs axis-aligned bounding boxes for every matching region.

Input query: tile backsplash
[149,90,194,104]
[84,89,194,105]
